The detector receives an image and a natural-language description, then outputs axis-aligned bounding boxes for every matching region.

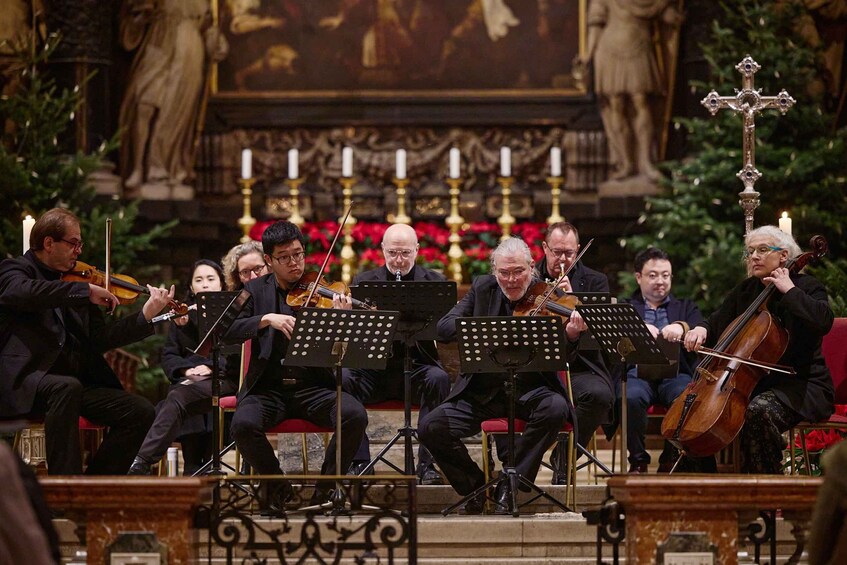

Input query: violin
[63,260,189,316]
[513,281,579,319]
[661,235,828,457]
[286,271,375,310]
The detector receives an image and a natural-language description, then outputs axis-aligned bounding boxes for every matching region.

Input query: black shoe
[493,479,514,515]
[257,479,294,515]
[628,461,649,473]
[127,456,152,476]
[418,465,443,485]
[457,489,486,515]
[549,444,568,485]
[347,461,375,476]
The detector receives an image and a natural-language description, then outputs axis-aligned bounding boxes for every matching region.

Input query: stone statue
[118,0,228,198]
[578,0,681,183]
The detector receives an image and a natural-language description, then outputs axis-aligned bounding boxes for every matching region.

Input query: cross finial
[700,55,796,233]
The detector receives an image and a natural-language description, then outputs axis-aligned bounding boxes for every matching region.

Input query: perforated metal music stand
[188,290,251,476]
[443,316,572,517]
[351,281,457,476]
[285,307,399,513]
[576,303,669,473]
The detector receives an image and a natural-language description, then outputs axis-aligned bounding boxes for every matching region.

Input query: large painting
[213,0,586,96]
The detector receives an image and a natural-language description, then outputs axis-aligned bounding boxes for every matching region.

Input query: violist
[683,226,834,473]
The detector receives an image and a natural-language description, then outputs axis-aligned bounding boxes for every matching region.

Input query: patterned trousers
[740,390,801,474]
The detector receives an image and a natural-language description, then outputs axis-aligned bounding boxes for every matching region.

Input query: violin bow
[303,202,354,308]
[529,238,595,317]
[695,346,796,375]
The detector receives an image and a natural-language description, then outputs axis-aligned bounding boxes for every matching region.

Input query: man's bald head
[381,223,419,276]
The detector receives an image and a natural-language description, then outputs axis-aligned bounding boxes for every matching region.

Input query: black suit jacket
[225,273,333,400]
[352,265,447,368]
[437,275,572,402]
[0,252,154,417]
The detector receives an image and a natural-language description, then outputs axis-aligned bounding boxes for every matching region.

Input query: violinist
[128,260,239,475]
[0,208,174,475]
[684,226,834,474]
[418,237,581,514]
[534,222,614,482]
[226,220,366,502]
[221,240,269,291]
[342,224,450,484]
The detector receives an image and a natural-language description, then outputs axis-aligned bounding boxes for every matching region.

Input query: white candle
[288,148,299,179]
[22,214,35,254]
[342,147,353,177]
[396,148,406,179]
[500,147,511,177]
[449,148,460,179]
[241,148,252,179]
[550,147,562,177]
[779,211,792,235]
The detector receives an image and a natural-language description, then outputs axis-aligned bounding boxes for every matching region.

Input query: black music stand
[576,303,669,473]
[190,290,251,476]
[443,316,572,517]
[350,281,457,477]
[285,307,399,513]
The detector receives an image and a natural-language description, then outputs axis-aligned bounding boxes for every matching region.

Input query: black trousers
[418,386,568,496]
[230,383,367,476]
[136,378,238,469]
[570,370,614,447]
[31,373,155,475]
[342,363,450,470]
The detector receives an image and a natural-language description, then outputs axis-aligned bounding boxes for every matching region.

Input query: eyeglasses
[271,251,305,264]
[743,245,783,259]
[238,265,267,279]
[384,248,415,259]
[495,267,528,280]
[58,238,84,251]
[547,247,577,260]
[642,272,672,282]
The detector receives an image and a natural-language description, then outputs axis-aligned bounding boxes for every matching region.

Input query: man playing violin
[534,222,614,482]
[684,226,834,473]
[418,237,584,514]
[226,220,367,501]
[0,208,175,475]
[342,223,451,485]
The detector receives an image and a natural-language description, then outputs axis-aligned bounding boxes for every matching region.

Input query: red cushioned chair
[479,371,577,509]
[789,317,847,475]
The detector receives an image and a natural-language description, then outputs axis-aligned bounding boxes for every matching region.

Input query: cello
[661,236,828,457]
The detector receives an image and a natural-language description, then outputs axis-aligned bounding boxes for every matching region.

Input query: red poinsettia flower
[359,247,386,268]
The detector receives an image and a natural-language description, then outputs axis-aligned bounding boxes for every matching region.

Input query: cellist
[225,220,367,507]
[684,226,834,473]
[0,208,175,475]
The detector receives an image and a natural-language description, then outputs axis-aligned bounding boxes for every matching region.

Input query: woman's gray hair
[221,240,265,290]
[746,225,802,258]
[490,236,533,270]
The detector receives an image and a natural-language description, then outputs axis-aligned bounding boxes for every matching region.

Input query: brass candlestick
[238,177,256,243]
[546,176,565,224]
[497,176,515,241]
[445,178,465,284]
[339,177,357,284]
[392,177,412,225]
[288,177,305,227]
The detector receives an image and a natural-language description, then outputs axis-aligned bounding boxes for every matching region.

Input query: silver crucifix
[701,55,796,233]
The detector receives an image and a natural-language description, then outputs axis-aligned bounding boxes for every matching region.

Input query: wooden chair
[789,317,847,474]
[479,371,577,509]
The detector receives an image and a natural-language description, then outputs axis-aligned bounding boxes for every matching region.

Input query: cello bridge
[696,367,719,383]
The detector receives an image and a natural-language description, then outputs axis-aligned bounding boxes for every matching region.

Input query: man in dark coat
[532,222,614,481]
[0,208,173,474]
[226,221,367,491]
[621,247,704,472]
[343,224,451,484]
[418,237,583,514]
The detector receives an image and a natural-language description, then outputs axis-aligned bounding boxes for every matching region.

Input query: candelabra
[497,176,515,242]
[339,177,358,284]
[391,177,411,225]
[546,176,565,224]
[445,178,465,284]
[238,178,256,243]
[287,177,305,227]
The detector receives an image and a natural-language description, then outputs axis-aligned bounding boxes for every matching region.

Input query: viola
[286,271,375,310]
[661,236,828,458]
[512,281,579,319]
[63,260,189,315]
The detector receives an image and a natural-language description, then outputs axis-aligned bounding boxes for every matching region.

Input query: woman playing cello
[683,226,834,473]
